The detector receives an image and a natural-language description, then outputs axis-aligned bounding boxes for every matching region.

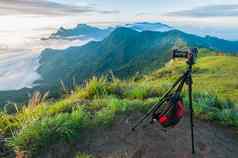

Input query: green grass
[147,55,238,102]
[6,97,158,157]
[75,153,94,158]
[0,54,238,157]
[8,107,91,155]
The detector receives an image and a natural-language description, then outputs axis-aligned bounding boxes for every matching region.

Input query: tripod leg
[131,99,165,131]
[188,74,195,154]
[131,71,189,131]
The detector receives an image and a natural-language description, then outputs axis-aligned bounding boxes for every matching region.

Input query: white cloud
[0,12,98,91]
[166,4,238,17]
[0,0,90,16]
[0,0,119,16]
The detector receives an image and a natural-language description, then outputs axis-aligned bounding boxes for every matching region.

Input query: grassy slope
[0,54,238,157]
[147,55,238,102]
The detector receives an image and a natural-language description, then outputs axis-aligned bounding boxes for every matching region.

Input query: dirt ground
[35,113,238,158]
[75,114,238,158]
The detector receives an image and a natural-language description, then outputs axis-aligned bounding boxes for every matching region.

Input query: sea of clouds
[0,32,92,91]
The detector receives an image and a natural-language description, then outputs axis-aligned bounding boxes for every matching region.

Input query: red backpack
[153,95,185,128]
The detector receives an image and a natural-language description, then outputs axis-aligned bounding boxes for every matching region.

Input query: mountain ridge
[37,27,238,89]
[46,24,112,41]
[45,22,173,41]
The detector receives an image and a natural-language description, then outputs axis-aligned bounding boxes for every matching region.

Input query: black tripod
[131,48,197,154]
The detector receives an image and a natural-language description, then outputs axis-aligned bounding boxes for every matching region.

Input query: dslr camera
[172,48,198,65]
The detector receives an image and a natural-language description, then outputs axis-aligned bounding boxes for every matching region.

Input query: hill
[37,28,238,90]
[124,22,172,32]
[0,54,238,158]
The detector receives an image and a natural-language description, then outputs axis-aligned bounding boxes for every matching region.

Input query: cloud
[99,10,120,14]
[135,12,153,16]
[0,0,119,16]
[166,4,238,17]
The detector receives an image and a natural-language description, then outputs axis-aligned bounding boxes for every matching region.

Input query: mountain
[37,27,175,87]
[47,24,113,41]
[46,22,173,41]
[124,22,172,32]
[37,27,238,89]
[204,35,238,53]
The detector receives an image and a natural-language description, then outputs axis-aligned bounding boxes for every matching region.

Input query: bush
[107,80,127,98]
[84,77,108,98]
[0,112,19,136]
[8,107,91,157]
[3,103,19,114]
[183,91,238,126]
[124,83,158,100]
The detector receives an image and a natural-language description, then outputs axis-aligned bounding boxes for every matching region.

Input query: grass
[9,107,91,155]
[148,55,238,102]
[75,153,94,158]
[184,91,238,125]
[0,54,237,157]
[6,97,158,157]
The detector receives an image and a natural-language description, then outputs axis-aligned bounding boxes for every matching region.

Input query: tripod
[131,55,196,154]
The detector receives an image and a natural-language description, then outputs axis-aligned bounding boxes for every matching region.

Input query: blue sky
[0,0,237,43]
[48,0,238,17]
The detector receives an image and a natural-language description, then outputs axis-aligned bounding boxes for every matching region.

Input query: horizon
[0,0,238,50]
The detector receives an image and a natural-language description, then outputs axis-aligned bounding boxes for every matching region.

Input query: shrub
[183,91,238,126]
[3,102,19,114]
[124,83,155,100]
[107,80,127,98]
[84,77,108,98]
[8,107,91,157]
[0,112,19,136]
[94,107,116,127]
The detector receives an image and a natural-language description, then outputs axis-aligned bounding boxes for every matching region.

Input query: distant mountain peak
[58,26,66,31]
[130,22,172,28]
[113,27,138,33]
[105,27,139,43]
[166,29,186,35]
[47,23,112,41]
[205,35,225,41]
[46,22,173,41]
[76,23,88,27]
[124,22,173,32]
[76,24,98,29]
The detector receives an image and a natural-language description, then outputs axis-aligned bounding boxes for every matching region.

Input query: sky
[0,0,238,91]
[0,0,237,48]
[0,0,238,46]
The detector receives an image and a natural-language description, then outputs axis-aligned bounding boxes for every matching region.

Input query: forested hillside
[38,28,238,89]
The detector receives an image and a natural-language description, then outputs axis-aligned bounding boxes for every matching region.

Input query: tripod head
[172,48,198,65]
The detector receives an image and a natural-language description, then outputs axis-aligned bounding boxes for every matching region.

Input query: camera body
[172,48,198,65]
